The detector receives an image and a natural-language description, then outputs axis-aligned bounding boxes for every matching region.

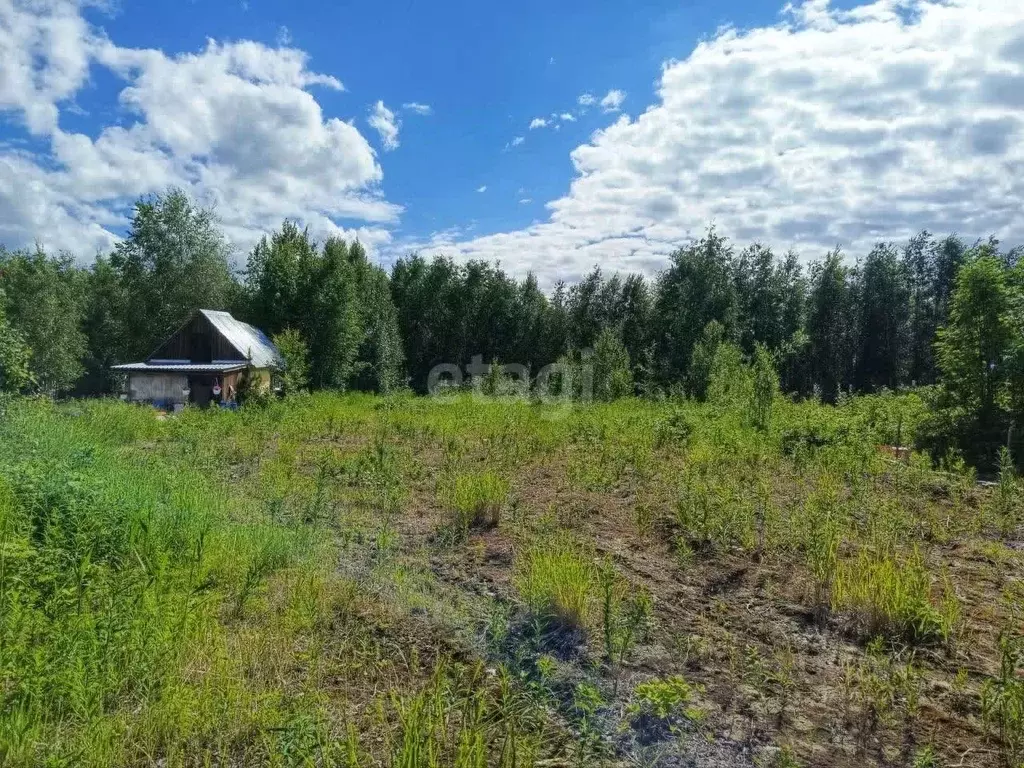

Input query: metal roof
[112,362,249,374]
[198,310,283,369]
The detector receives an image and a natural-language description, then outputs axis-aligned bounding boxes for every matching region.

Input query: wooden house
[112,310,283,408]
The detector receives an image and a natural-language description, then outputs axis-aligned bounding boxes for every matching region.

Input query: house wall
[150,314,244,363]
[128,373,189,404]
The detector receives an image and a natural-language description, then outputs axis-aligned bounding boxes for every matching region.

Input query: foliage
[707,341,752,407]
[0,247,86,392]
[654,230,738,385]
[807,249,856,403]
[923,254,1024,469]
[751,343,779,431]
[111,189,236,362]
[274,328,311,396]
[832,547,960,644]
[688,320,724,401]
[628,676,705,723]
[980,627,1024,767]
[592,327,633,401]
[0,291,32,393]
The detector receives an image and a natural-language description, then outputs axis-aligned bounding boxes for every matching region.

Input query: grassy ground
[0,391,1021,767]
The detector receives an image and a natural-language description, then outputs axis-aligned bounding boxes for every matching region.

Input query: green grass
[513,536,596,632]
[832,547,961,643]
[438,470,509,535]
[0,388,1017,767]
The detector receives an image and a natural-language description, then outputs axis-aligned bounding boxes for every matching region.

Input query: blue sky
[1,0,1022,285]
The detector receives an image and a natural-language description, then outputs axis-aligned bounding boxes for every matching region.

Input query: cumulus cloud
[519,198,532,205]
[477,185,487,193]
[368,100,400,151]
[558,112,576,122]
[403,101,432,115]
[599,89,626,112]
[505,135,525,149]
[529,117,548,130]
[412,0,1024,288]
[577,92,596,107]
[0,0,398,257]
[0,0,94,135]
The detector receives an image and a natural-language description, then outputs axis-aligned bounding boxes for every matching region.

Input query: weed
[980,626,1024,766]
[439,471,510,538]
[833,546,960,643]
[912,745,940,768]
[514,536,596,633]
[628,675,706,724]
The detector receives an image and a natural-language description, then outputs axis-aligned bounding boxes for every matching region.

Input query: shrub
[514,537,596,631]
[592,327,634,401]
[628,675,705,723]
[273,328,310,396]
[751,343,779,431]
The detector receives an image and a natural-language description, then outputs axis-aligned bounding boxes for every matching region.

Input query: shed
[112,310,283,408]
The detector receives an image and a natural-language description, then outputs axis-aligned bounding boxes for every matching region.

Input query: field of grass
[0,390,1022,767]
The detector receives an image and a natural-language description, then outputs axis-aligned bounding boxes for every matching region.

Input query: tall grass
[438,471,510,534]
[832,547,960,643]
[514,536,596,631]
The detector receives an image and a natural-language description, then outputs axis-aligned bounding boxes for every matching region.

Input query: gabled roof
[197,310,283,369]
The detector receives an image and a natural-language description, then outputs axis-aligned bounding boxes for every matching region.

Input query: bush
[273,328,310,396]
[628,675,705,723]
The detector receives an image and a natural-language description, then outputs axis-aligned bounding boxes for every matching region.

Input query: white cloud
[367,100,400,151]
[276,25,292,46]
[599,89,626,112]
[411,0,1024,289]
[0,0,95,135]
[519,198,532,205]
[403,101,432,115]
[0,2,398,258]
[477,185,487,193]
[558,112,576,122]
[529,117,548,130]
[577,92,596,107]
[505,135,525,149]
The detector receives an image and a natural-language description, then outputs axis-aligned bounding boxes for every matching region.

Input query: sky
[1,0,1023,287]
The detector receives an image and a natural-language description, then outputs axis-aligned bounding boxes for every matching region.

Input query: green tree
[0,289,32,393]
[751,343,779,431]
[244,220,309,336]
[935,256,1014,419]
[707,342,751,407]
[592,327,633,401]
[654,230,738,386]
[112,189,236,361]
[688,320,725,401]
[272,328,310,396]
[78,256,126,395]
[347,241,404,393]
[806,250,856,402]
[903,232,939,385]
[854,243,911,392]
[0,247,86,393]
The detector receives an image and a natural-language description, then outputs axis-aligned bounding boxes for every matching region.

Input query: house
[112,309,283,408]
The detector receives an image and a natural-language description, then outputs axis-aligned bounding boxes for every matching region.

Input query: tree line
[1,189,1023,468]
